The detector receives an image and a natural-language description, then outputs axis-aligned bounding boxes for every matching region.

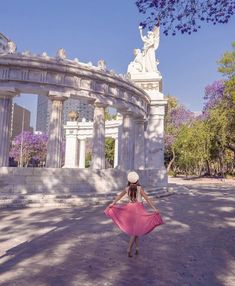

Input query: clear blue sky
[1,0,234,128]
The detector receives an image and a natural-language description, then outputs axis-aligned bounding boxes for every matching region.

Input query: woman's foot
[128,251,133,257]
[127,248,133,257]
[135,248,139,255]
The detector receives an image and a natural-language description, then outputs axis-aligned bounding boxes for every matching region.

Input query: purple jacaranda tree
[136,0,235,36]
[203,80,225,113]
[10,132,48,167]
[170,105,194,128]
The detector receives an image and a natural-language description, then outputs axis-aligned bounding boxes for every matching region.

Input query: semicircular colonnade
[0,31,168,191]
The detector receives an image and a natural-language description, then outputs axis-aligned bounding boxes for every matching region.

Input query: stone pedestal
[64,122,79,168]
[46,98,65,168]
[129,72,167,182]
[0,89,17,167]
[145,100,166,169]
[91,103,105,169]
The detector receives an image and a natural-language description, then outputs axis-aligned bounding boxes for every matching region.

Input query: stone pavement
[0,178,234,286]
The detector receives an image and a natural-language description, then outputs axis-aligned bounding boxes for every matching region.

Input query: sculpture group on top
[127,25,160,75]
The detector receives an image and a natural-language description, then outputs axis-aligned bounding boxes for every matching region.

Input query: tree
[173,120,211,176]
[105,108,117,121]
[136,0,235,35]
[10,132,48,167]
[164,95,194,172]
[105,137,115,167]
[218,41,235,103]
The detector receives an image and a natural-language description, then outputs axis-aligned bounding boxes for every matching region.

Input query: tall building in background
[36,95,94,133]
[11,104,33,139]
[0,32,9,52]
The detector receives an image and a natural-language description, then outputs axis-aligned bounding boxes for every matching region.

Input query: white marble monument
[0,28,168,193]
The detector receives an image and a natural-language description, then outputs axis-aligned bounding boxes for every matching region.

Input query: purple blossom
[136,0,235,36]
[170,105,194,128]
[203,80,225,112]
[10,132,48,165]
[165,134,175,148]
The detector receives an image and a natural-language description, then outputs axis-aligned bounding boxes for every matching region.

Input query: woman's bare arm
[139,26,145,42]
[109,189,127,207]
[140,188,160,213]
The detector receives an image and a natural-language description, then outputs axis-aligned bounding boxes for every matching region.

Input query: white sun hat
[127,171,139,184]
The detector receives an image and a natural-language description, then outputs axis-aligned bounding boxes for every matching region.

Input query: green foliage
[105,108,117,121]
[164,42,235,177]
[173,120,211,175]
[105,137,115,167]
[218,42,235,103]
[85,152,92,168]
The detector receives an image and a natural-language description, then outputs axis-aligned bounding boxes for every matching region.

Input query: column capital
[119,109,134,117]
[48,91,70,101]
[150,99,168,106]
[0,87,18,98]
[94,101,108,108]
[134,115,146,123]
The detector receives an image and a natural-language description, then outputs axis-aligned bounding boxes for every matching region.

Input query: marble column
[119,112,134,170]
[46,98,65,168]
[113,137,118,168]
[0,96,13,167]
[78,138,86,168]
[134,117,145,169]
[91,103,105,169]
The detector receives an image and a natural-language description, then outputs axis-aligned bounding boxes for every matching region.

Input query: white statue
[127,48,143,74]
[97,59,107,71]
[6,41,17,54]
[42,52,49,57]
[56,48,66,60]
[139,25,160,73]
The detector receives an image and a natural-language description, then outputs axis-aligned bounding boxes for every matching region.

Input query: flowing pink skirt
[104,202,164,236]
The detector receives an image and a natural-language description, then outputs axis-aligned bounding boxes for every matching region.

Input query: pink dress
[104,187,164,236]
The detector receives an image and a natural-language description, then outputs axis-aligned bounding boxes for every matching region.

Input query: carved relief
[95,82,105,93]
[9,68,22,80]
[74,76,81,88]
[81,79,91,90]
[21,70,29,81]
[47,72,62,84]
[28,70,42,82]
[0,68,9,79]
[108,86,118,96]
[64,75,74,86]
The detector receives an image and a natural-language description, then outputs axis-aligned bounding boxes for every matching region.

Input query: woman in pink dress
[104,171,163,257]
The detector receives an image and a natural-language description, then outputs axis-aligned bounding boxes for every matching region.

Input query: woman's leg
[135,236,139,254]
[128,236,136,257]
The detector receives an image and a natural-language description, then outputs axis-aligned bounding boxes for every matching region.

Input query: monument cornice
[0,53,150,117]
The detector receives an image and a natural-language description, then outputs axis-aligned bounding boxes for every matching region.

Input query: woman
[104,171,163,257]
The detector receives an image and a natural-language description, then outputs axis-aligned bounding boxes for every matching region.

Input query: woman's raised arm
[140,188,160,213]
[109,189,127,207]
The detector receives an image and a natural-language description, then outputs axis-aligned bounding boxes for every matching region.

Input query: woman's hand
[109,203,115,208]
[154,208,160,214]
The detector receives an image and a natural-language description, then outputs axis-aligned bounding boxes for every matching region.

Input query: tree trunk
[167,148,176,172]
[205,159,211,176]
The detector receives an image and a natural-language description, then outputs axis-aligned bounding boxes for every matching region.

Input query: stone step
[0,187,173,208]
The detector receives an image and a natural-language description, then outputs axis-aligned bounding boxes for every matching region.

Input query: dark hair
[127,181,140,202]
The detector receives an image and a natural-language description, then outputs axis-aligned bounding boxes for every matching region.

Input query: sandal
[127,249,133,257]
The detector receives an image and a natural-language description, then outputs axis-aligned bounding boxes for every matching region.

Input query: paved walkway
[0,178,234,286]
